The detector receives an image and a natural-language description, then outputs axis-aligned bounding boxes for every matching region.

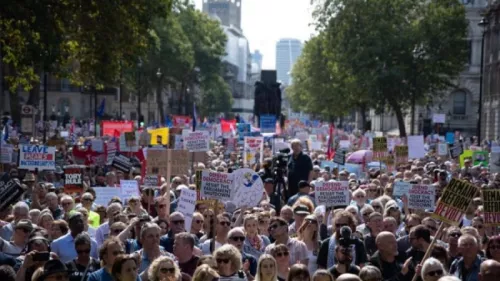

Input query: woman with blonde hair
[37,210,54,232]
[255,255,278,281]
[270,244,290,281]
[147,256,182,281]
[193,264,220,281]
[243,214,271,259]
[213,244,247,281]
[296,214,320,273]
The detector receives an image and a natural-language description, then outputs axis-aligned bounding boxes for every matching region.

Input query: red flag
[221,119,237,133]
[326,123,335,160]
[113,129,121,138]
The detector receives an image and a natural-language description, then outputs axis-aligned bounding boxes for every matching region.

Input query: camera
[338,226,356,249]
[272,148,290,176]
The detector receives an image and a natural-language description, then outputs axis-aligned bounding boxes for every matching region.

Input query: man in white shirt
[95,203,122,247]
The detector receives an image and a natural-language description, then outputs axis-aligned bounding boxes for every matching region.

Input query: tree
[316,0,468,136]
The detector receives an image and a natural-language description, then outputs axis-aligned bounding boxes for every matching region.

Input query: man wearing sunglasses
[265,216,308,265]
[66,234,100,281]
[160,212,186,254]
[227,228,257,278]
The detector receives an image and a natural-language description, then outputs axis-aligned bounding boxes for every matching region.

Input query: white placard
[177,189,197,232]
[314,181,350,207]
[339,140,351,149]
[200,170,233,201]
[120,180,140,201]
[91,139,104,153]
[296,131,308,141]
[93,187,121,207]
[231,168,265,208]
[1,144,13,164]
[437,143,448,156]
[408,184,435,210]
[183,131,210,152]
[174,135,183,150]
[408,135,426,159]
[19,145,56,170]
[60,131,69,138]
[244,137,264,166]
[393,181,412,197]
[432,113,446,124]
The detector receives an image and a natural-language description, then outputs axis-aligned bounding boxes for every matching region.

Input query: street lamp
[447,111,452,131]
[478,17,488,145]
[137,59,143,128]
[156,68,162,124]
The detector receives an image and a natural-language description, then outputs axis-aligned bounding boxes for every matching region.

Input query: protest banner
[231,168,264,207]
[236,123,251,141]
[437,143,448,156]
[449,144,463,159]
[408,184,435,210]
[490,146,500,173]
[459,150,473,167]
[393,181,412,197]
[170,150,190,176]
[64,166,83,195]
[315,181,349,207]
[244,137,264,166]
[473,151,488,166]
[101,121,134,137]
[408,135,425,159]
[183,131,210,152]
[0,177,25,211]
[93,187,122,207]
[147,148,169,176]
[333,150,346,165]
[112,153,132,174]
[149,128,169,145]
[138,131,151,146]
[1,144,13,164]
[120,180,140,202]
[482,189,500,226]
[177,189,197,232]
[19,145,56,171]
[260,115,277,133]
[143,175,160,187]
[119,132,140,152]
[395,145,408,158]
[105,140,117,165]
[91,139,104,153]
[373,137,387,152]
[432,178,478,226]
[200,170,233,201]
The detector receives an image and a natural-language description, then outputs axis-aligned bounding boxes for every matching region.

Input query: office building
[202,0,242,30]
[275,38,303,86]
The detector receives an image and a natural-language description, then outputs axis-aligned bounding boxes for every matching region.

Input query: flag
[326,123,335,160]
[165,116,173,128]
[97,98,106,117]
[192,103,198,132]
[220,119,237,134]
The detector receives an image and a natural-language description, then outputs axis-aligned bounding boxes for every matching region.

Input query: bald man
[479,259,500,281]
[336,273,361,281]
[371,232,413,281]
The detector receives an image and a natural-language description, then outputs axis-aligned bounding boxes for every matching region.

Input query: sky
[193,0,316,69]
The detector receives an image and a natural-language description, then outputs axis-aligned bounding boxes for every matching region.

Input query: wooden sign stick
[165,149,172,217]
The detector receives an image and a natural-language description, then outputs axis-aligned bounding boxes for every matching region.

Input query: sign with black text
[333,150,345,165]
[432,178,477,226]
[64,167,83,195]
[112,153,133,173]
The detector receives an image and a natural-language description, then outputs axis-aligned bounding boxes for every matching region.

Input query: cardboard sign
[408,184,435,210]
[432,179,478,226]
[183,131,210,152]
[101,121,134,137]
[315,181,350,207]
[147,149,169,176]
[0,177,25,211]
[437,143,448,156]
[93,187,122,207]
[91,139,104,153]
[473,151,488,166]
[138,131,151,146]
[408,135,425,159]
[373,137,387,152]
[112,153,132,173]
[333,150,346,165]
[1,144,13,164]
[64,167,83,195]
[482,189,500,226]
[490,146,500,173]
[200,170,233,201]
[19,145,56,171]
[170,150,189,176]
[177,189,197,232]
[260,115,277,133]
[143,174,160,187]
[149,128,169,145]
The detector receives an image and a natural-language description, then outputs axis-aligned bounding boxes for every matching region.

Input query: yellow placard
[149,128,169,145]
[459,150,473,168]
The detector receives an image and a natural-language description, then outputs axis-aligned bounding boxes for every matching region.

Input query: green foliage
[302,0,468,136]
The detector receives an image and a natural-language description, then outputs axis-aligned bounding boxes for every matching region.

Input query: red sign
[101,121,134,137]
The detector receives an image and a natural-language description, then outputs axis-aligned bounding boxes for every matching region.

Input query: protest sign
[101,121,134,137]
[459,150,473,167]
[473,151,488,166]
[408,184,435,210]
[147,148,169,176]
[138,131,151,146]
[482,189,500,226]
[260,115,277,133]
[432,113,446,124]
[446,132,455,144]
[449,144,463,159]
[19,145,56,171]
[143,175,160,187]
[333,150,346,165]
[91,139,104,153]
[200,170,233,201]
[1,144,13,164]
[408,135,425,159]
[174,135,183,150]
[183,131,210,152]
[112,153,132,173]
[0,177,25,211]
[93,187,122,207]
[149,128,169,145]
[177,189,197,232]
[120,180,140,201]
[437,143,448,156]
[490,146,500,173]
[315,181,349,207]
[105,140,117,165]
[231,168,264,207]
[432,179,478,225]
[244,137,264,166]
[395,146,408,158]
[64,167,83,195]
[119,132,140,152]
[236,123,251,141]
[170,150,190,176]
[393,181,412,197]
[373,137,387,152]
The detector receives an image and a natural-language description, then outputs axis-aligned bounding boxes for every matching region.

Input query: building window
[452,91,466,115]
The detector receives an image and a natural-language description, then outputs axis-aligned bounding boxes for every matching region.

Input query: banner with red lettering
[432,179,478,226]
[200,170,233,201]
[314,181,349,207]
[408,184,435,210]
[19,145,56,171]
[243,137,264,166]
[101,121,134,137]
[172,115,191,127]
[482,189,500,226]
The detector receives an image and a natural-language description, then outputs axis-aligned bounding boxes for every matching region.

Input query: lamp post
[42,72,48,143]
[156,68,162,125]
[447,111,452,131]
[478,17,488,145]
[137,59,143,128]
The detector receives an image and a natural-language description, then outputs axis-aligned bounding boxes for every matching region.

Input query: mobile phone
[33,252,50,262]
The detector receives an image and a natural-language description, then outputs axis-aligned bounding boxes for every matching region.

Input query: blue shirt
[135,247,177,274]
[51,232,99,263]
[88,268,142,281]
[159,231,176,253]
[449,255,483,281]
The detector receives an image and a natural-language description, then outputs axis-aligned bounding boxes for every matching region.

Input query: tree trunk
[359,104,367,132]
[391,101,407,137]
[9,89,20,125]
[157,77,165,124]
[27,67,42,106]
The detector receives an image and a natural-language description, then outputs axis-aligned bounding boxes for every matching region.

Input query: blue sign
[446,132,455,144]
[236,123,251,141]
[260,115,276,133]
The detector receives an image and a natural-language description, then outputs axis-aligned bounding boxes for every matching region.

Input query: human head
[286,264,310,281]
[45,193,59,210]
[269,217,289,240]
[173,232,195,260]
[106,203,123,225]
[280,206,293,223]
[111,254,138,281]
[13,202,30,222]
[336,273,361,281]
[74,233,92,262]
[110,222,127,237]
[270,244,290,268]
[192,264,219,281]
[256,254,277,281]
[140,222,161,251]
[422,217,438,236]
[479,259,500,281]
[409,225,431,251]
[60,195,74,213]
[216,213,231,237]
[81,193,94,209]
[36,260,70,281]
[353,189,366,206]
[169,212,185,234]
[458,234,479,260]
[68,212,85,235]
[227,227,246,252]
[154,196,169,219]
[359,265,382,281]
[311,270,334,281]
[333,210,357,238]
[51,220,69,240]
[13,219,33,243]
[213,244,242,276]
[290,139,302,155]
[366,212,383,236]
[0,265,15,281]
[243,214,259,236]
[375,231,398,258]
[147,256,180,281]
[421,258,446,281]
[99,237,125,266]
[38,211,54,231]
[191,212,204,233]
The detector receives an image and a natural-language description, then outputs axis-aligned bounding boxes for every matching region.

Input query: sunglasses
[82,198,93,202]
[230,236,245,242]
[194,220,204,224]
[216,258,230,264]
[158,204,167,209]
[219,221,231,227]
[449,233,461,238]
[160,268,176,274]
[77,249,91,254]
[426,270,443,277]
[306,219,317,224]
[172,220,185,225]
[275,251,289,258]
[112,229,124,234]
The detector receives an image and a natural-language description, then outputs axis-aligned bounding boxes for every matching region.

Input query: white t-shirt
[200,239,223,255]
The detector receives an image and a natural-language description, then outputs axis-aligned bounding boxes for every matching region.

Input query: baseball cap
[293,204,311,216]
[298,180,311,189]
